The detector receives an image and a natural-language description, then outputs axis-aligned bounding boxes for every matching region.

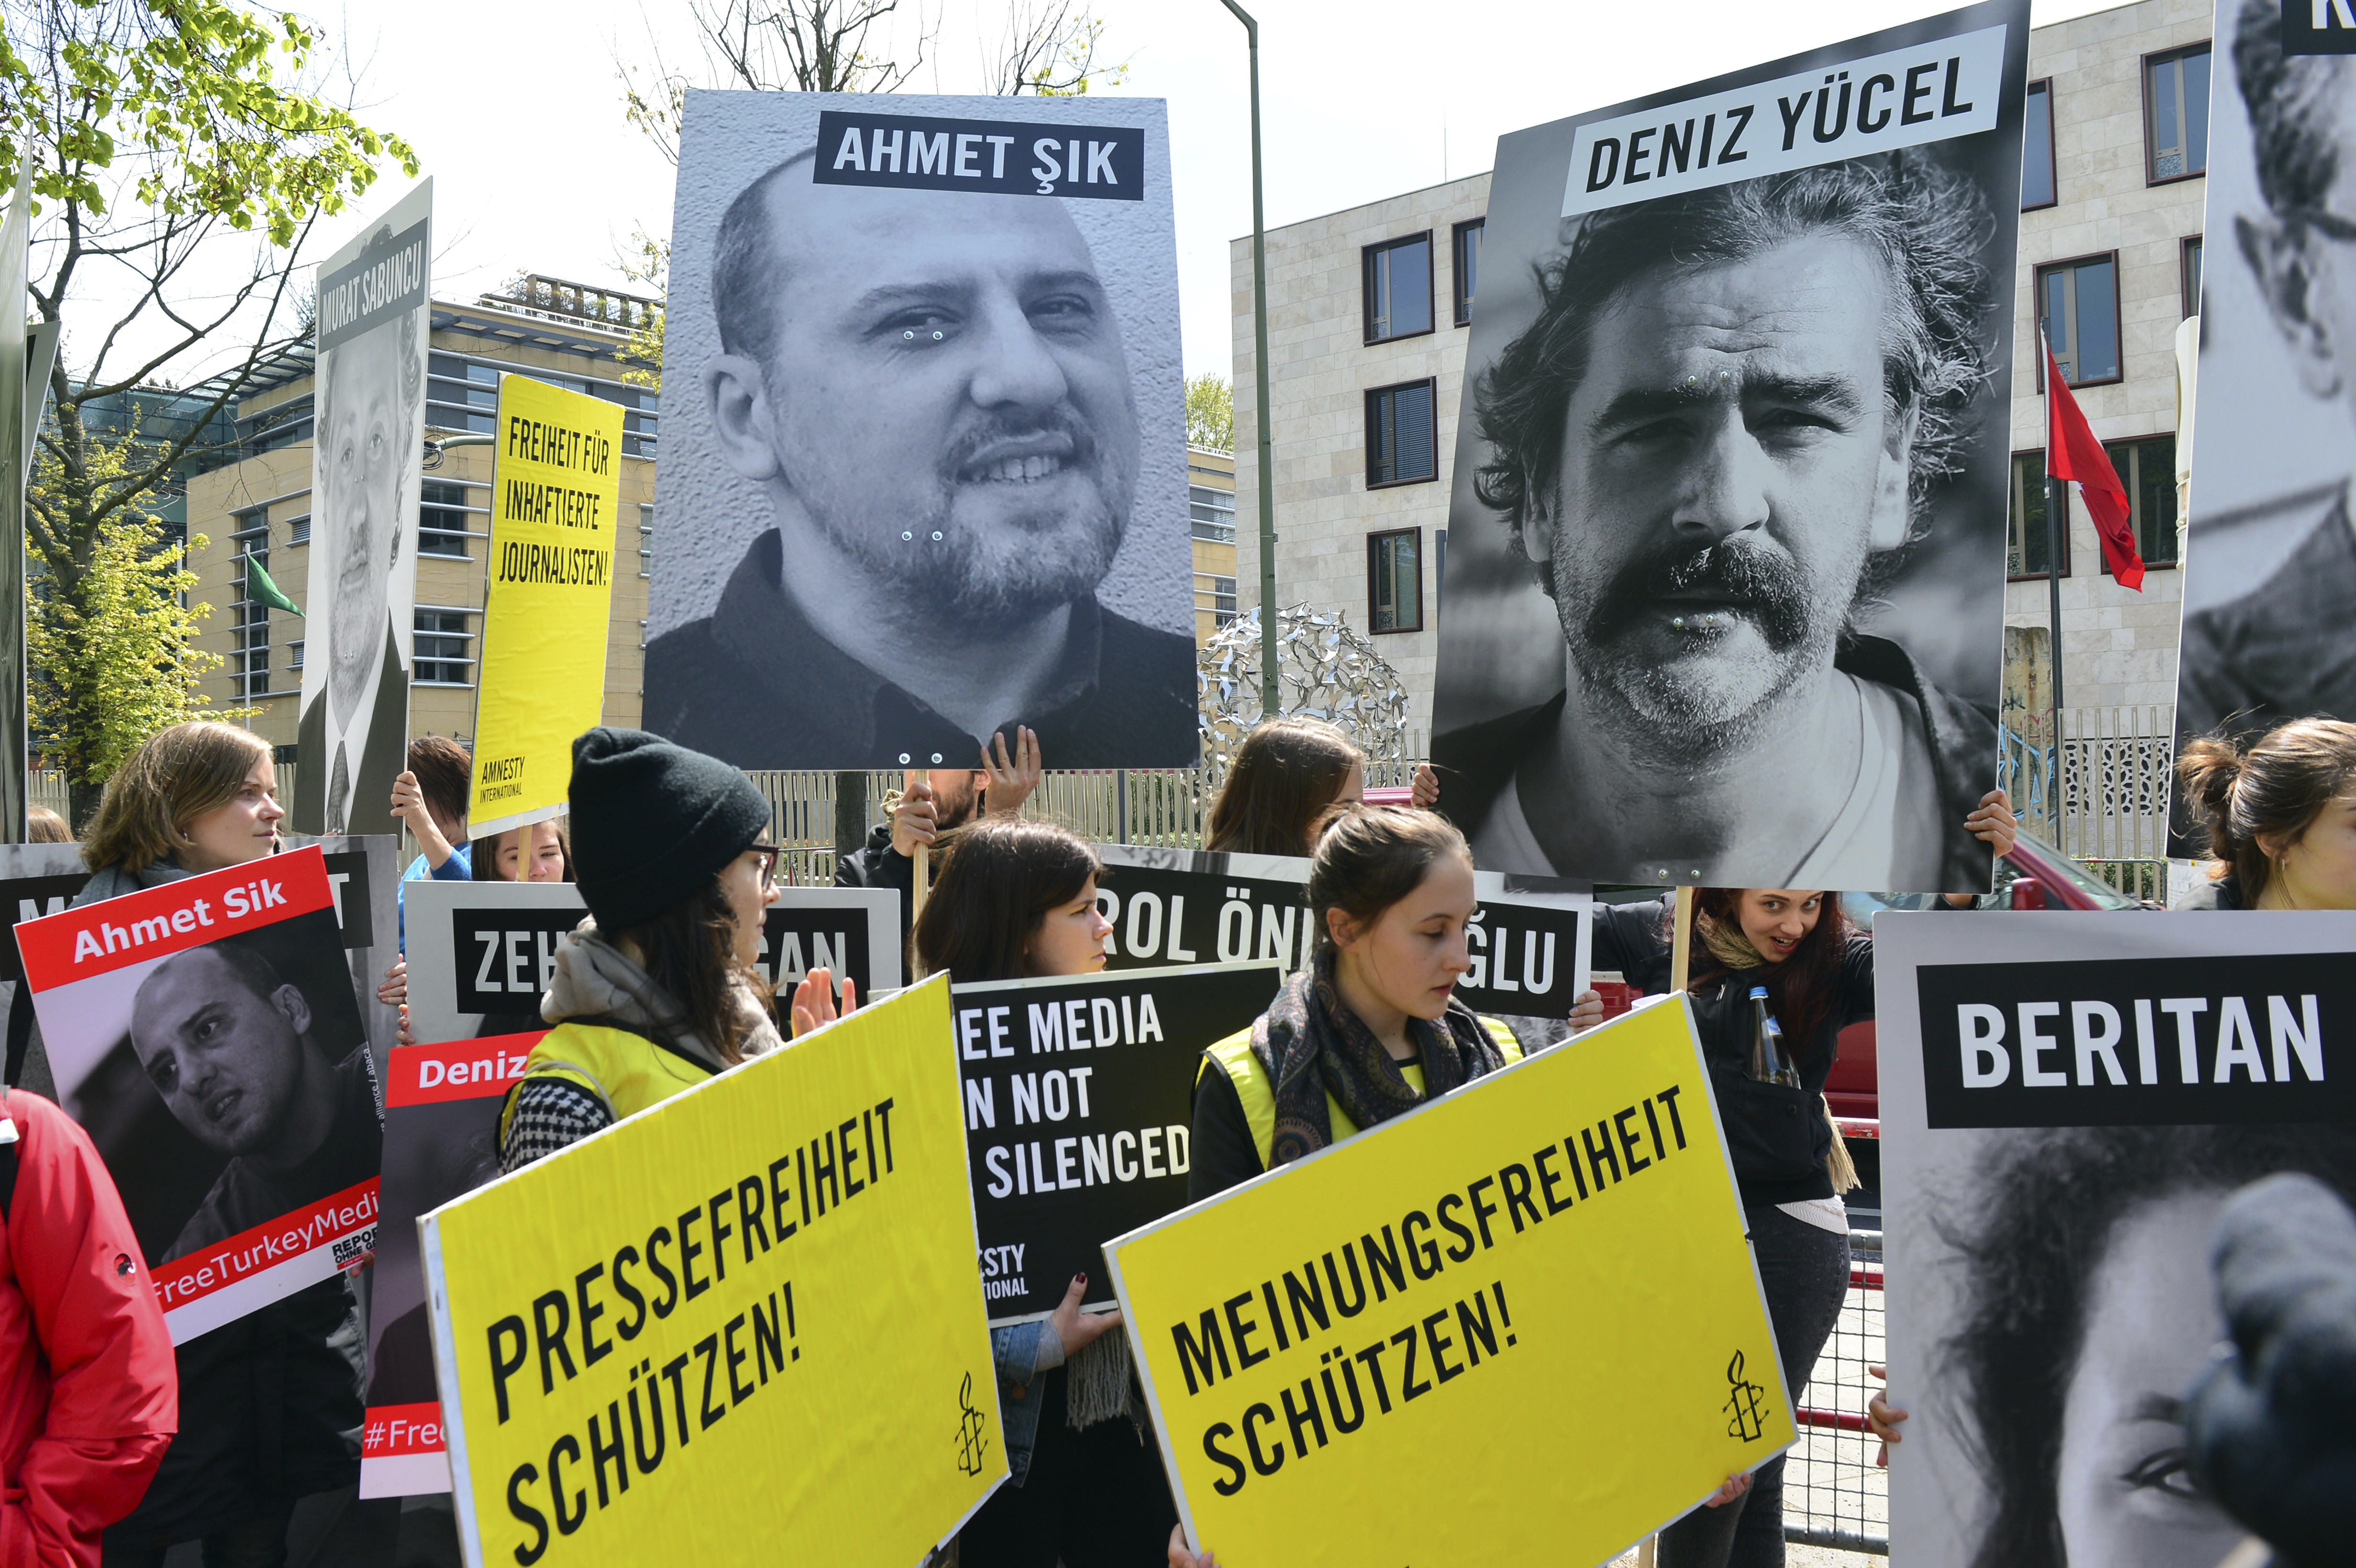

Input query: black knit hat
[567,727,771,932]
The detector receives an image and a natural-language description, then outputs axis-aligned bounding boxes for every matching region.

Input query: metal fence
[1782,1229,1888,1554]
[2001,704,2175,889]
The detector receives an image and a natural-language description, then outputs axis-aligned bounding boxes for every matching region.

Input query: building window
[637,502,654,579]
[414,608,476,685]
[2146,45,2212,183]
[2105,434,2180,567]
[2007,451,2067,577]
[1189,484,1236,543]
[1367,528,1422,633]
[1363,233,1433,343]
[230,602,271,698]
[1194,573,1238,630]
[420,481,473,559]
[1453,219,1483,326]
[2040,255,2121,385]
[1365,379,1438,488]
[2182,235,2204,316]
[287,639,304,671]
[2023,81,2056,208]
[286,513,310,545]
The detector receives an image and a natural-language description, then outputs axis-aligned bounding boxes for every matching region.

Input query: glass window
[420,480,472,559]
[2105,435,2180,566]
[2147,45,2212,182]
[414,609,475,685]
[1363,234,1433,342]
[1453,220,1483,326]
[2023,82,2056,207]
[2041,257,2121,384]
[1188,483,1236,543]
[286,513,310,545]
[287,639,304,670]
[2182,235,2204,316]
[1368,529,1422,633]
[1365,380,1438,487]
[2008,451,2066,577]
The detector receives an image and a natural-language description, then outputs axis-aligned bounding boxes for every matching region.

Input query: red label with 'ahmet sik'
[15,846,335,990]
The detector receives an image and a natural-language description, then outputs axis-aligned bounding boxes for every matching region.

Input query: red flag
[2044,344,2144,591]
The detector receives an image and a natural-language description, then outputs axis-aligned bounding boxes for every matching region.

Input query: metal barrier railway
[1782,1228,1888,1555]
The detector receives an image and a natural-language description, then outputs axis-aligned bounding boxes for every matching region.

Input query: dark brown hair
[1206,719,1363,857]
[1690,888,1853,1053]
[2178,718,2356,903]
[1306,804,1472,952]
[613,881,773,1067]
[81,722,274,874]
[407,737,472,831]
[912,818,1101,985]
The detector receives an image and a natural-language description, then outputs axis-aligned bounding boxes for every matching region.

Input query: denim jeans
[1657,1202,1853,1568]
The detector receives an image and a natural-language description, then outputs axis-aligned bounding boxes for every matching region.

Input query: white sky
[57,0,2135,390]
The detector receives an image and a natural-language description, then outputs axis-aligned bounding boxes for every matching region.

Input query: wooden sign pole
[1668,886,1696,995]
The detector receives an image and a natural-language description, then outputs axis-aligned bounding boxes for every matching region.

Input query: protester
[470,817,572,882]
[2173,718,2356,909]
[1868,1128,2356,1568]
[497,729,785,1172]
[904,817,1168,1568]
[1173,805,1749,1567]
[0,1086,179,1566]
[22,806,67,844]
[838,727,1043,948]
[1204,719,1439,857]
[66,723,372,1567]
[392,737,471,882]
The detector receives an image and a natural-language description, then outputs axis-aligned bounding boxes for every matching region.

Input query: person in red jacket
[0,1087,177,1565]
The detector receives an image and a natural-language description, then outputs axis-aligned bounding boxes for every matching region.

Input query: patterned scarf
[1251,949,1508,1166]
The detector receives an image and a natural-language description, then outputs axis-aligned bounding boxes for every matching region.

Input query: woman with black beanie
[498,728,785,1170]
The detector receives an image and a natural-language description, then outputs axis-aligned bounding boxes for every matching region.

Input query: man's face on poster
[321,323,404,722]
[711,181,1140,624]
[1524,232,1914,734]
[130,948,314,1159]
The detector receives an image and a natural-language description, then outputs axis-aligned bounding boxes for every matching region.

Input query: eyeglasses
[748,845,779,889]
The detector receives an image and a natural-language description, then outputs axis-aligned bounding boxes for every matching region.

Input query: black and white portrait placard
[1875,910,2356,1568]
[643,92,1194,770]
[295,181,431,840]
[2169,0,2356,851]
[1430,2,2028,894]
[403,879,900,1045]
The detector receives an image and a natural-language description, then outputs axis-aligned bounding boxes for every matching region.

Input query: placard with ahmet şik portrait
[1430,2,2028,895]
[642,93,1197,771]
[294,179,431,842]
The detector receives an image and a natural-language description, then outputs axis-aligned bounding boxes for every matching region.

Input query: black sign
[1093,855,1584,1019]
[757,905,870,998]
[956,963,1281,1321]
[813,110,1146,201]
[1917,953,2356,1128]
[2283,0,2356,54]
[321,851,374,950]
[0,872,89,983]
[446,902,881,1016]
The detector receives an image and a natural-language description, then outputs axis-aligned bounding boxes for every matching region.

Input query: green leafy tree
[1186,372,1233,453]
[27,430,244,790]
[2,0,415,820]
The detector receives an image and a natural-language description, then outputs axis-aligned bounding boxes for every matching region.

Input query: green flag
[244,554,302,617]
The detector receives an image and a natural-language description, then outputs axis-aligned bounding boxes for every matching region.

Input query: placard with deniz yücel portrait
[1875,910,2356,1568]
[1431,1,2028,894]
[15,846,382,1344]
[643,93,1196,771]
[294,180,432,841]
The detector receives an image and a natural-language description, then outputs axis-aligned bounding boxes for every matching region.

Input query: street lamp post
[1219,0,1281,722]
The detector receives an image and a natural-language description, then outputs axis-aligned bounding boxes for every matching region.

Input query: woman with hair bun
[2173,717,2356,909]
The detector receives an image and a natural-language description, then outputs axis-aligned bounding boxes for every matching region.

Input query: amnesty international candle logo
[1724,1350,1769,1441]
[468,374,627,839]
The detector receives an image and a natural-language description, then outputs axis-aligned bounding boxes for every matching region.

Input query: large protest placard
[1107,997,1793,1566]
[296,180,431,838]
[404,880,898,1045]
[17,846,382,1342]
[364,1030,542,1498]
[2168,0,2354,851]
[955,961,1281,1322]
[423,976,1003,1567]
[1429,1,2027,894]
[1091,844,1590,1041]
[1876,911,2356,1568]
[469,375,627,839]
[641,92,1195,770]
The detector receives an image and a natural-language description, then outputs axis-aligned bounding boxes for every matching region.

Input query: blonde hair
[81,722,274,875]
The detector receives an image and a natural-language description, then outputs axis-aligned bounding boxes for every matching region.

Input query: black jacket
[834,822,916,954]
[1590,901,1873,1207]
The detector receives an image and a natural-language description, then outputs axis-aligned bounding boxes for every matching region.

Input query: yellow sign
[467,373,626,838]
[423,978,1005,1567]
[1106,999,1794,1568]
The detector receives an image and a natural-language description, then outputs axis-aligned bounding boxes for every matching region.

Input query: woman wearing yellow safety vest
[498,729,789,1171]
[912,817,1179,1568]
[1173,804,1743,1568]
